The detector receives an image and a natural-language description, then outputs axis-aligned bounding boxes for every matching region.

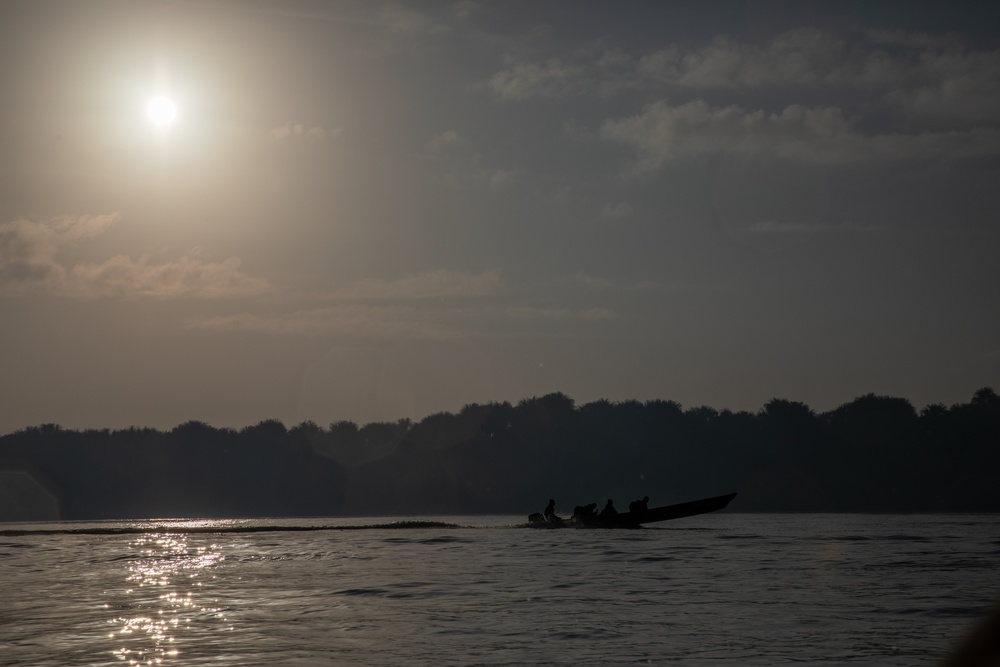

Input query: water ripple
[1,514,997,666]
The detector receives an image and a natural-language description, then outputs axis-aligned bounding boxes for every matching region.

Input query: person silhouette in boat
[544,499,556,520]
[629,496,649,514]
[601,498,618,516]
[573,503,597,520]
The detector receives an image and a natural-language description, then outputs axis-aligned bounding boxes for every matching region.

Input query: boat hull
[528,492,737,528]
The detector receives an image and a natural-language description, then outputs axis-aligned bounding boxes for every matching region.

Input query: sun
[147,96,178,126]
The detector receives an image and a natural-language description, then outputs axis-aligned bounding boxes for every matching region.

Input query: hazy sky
[2,0,998,433]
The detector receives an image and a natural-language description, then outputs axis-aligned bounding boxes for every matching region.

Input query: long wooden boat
[527,492,737,528]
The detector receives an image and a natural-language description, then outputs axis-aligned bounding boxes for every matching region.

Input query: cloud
[487,168,524,189]
[573,273,610,287]
[601,202,634,220]
[636,30,891,89]
[268,123,341,141]
[188,303,616,338]
[601,99,1000,172]
[426,129,461,153]
[423,134,525,189]
[0,214,273,299]
[0,213,117,284]
[452,1,477,22]
[380,4,451,35]
[328,269,501,300]
[483,30,864,100]
[882,49,1000,123]
[190,305,453,339]
[65,254,273,299]
[747,221,882,234]
[551,185,573,202]
[571,273,705,294]
[865,29,965,51]
[486,58,588,100]
[482,29,1000,124]
[478,306,617,321]
[642,30,1000,122]
[185,269,617,337]
[442,165,526,189]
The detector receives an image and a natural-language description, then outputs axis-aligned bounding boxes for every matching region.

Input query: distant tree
[406,412,468,451]
[920,403,948,420]
[827,393,917,430]
[971,386,999,410]
[760,398,814,422]
[759,399,819,458]
[356,420,409,462]
[329,420,358,437]
[288,420,327,454]
[685,405,719,424]
[171,420,219,439]
[4,387,1000,518]
[242,419,287,441]
[823,394,919,510]
[516,392,576,430]
[478,402,515,441]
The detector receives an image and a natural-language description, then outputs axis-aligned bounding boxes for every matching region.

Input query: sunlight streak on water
[104,533,228,666]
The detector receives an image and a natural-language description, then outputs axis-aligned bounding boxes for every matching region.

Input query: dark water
[1,514,997,666]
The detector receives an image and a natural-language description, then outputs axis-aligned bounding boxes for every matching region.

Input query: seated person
[544,498,556,519]
[601,498,618,515]
[629,496,650,514]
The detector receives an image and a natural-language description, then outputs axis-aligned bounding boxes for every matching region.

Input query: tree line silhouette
[1,388,998,521]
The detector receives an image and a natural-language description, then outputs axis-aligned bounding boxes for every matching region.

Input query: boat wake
[0,520,464,536]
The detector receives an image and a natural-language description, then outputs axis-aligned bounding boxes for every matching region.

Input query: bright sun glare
[147,96,178,126]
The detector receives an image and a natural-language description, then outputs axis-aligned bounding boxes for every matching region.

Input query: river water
[1,514,998,666]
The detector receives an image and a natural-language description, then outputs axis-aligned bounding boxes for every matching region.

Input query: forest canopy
[2,388,998,521]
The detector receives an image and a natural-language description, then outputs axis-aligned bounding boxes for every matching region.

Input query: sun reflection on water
[105,533,229,665]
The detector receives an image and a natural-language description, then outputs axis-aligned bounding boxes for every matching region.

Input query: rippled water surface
[1,514,998,666]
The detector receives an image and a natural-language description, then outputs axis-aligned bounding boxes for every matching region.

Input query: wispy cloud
[747,221,883,234]
[601,100,1000,173]
[634,30,896,90]
[442,166,526,189]
[426,129,462,153]
[381,3,451,36]
[882,49,1000,123]
[486,57,588,100]
[0,213,117,285]
[0,214,273,299]
[268,123,342,141]
[189,305,453,339]
[327,269,501,300]
[601,202,634,220]
[65,253,273,299]
[186,268,614,338]
[188,303,616,338]
[483,28,1000,124]
[423,133,525,189]
[571,273,714,294]
[478,306,617,321]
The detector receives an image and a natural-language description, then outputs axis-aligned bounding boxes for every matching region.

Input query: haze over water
[2,514,997,666]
